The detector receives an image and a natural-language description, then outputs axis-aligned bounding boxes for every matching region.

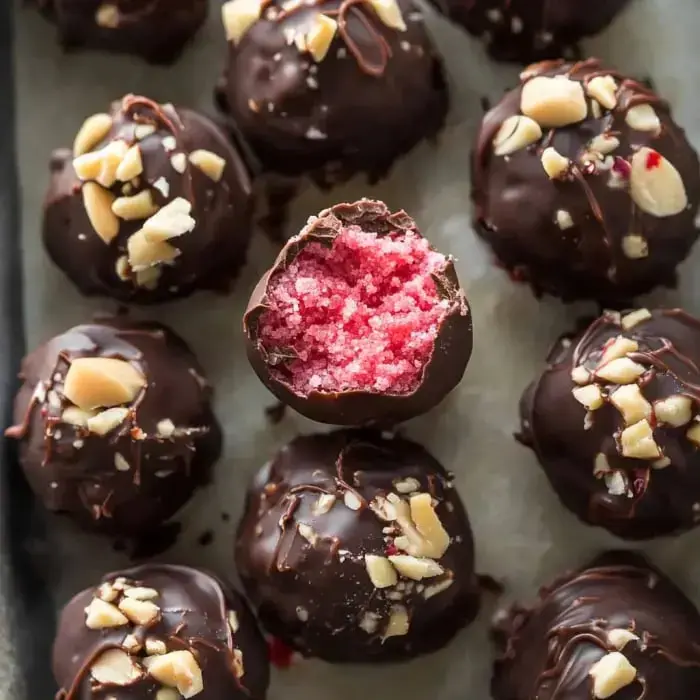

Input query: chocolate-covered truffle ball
[34,0,207,64]
[492,552,700,700]
[216,0,448,188]
[44,95,254,304]
[5,319,221,535]
[236,430,480,663]
[472,58,700,303]
[519,308,700,540]
[431,0,629,63]
[244,199,472,426]
[53,564,269,700]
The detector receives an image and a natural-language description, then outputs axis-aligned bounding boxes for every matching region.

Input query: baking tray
[9,0,700,699]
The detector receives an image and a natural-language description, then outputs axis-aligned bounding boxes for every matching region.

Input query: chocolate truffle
[472,58,700,303]
[492,552,700,700]
[431,0,629,63]
[236,430,480,663]
[44,95,254,304]
[5,319,221,535]
[34,0,207,64]
[53,564,269,700]
[519,308,700,540]
[215,0,448,188]
[244,199,472,426]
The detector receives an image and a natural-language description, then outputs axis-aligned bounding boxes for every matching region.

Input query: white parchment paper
[13,1,700,698]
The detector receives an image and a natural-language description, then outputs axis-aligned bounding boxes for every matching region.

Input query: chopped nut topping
[588,134,620,155]
[156,689,181,700]
[621,309,652,330]
[297,522,318,545]
[382,605,410,639]
[605,471,628,496]
[594,453,611,477]
[555,209,574,230]
[114,453,130,471]
[302,14,338,62]
[74,140,129,188]
[61,406,96,427]
[222,0,263,44]
[654,395,693,427]
[64,358,145,411]
[601,336,639,364]
[388,555,444,580]
[343,491,362,510]
[127,231,179,271]
[124,587,159,601]
[394,477,420,494]
[572,385,604,411]
[369,495,397,521]
[607,629,640,650]
[232,648,244,679]
[227,610,240,634]
[73,113,113,157]
[653,456,671,469]
[622,235,649,260]
[625,104,661,133]
[630,148,688,217]
[492,115,542,156]
[369,0,407,31]
[115,144,143,182]
[135,267,162,290]
[687,422,700,446]
[146,638,168,656]
[170,153,187,173]
[596,358,646,384]
[134,124,156,141]
[585,75,618,110]
[311,493,336,515]
[112,190,159,221]
[85,598,129,629]
[82,182,119,244]
[145,650,204,698]
[96,4,120,28]
[571,366,591,385]
[156,418,176,438]
[408,493,450,558]
[520,76,587,127]
[90,649,143,686]
[423,578,454,599]
[141,197,195,243]
[589,651,637,699]
[98,583,119,602]
[122,634,141,653]
[87,407,129,435]
[541,147,570,179]
[610,385,652,425]
[620,420,660,459]
[118,597,160,626]
[364,554,398,588]
[115,256,130,281]
[359,612,381,634]
[188,150,227,182]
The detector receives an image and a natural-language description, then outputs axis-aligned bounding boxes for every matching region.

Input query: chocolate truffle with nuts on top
[519,308,700,540]
[53,564,269,700]
[492,552,700,700]
[431,0,629,64]
[472,58,700,303]
[236,430,480,663]
[5,319,221,535]
[244,199,472,426]
[216,0,448,189]
[33,0,207,64]
[44,95,254,304]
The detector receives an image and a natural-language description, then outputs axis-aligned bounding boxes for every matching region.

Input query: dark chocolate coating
[520,308,700,540]
[44,95,254,304]
[5,319,221,535]
[244,199,472,426]
[53,564,269,700]
[215,0,448,188]
[492,552,700,700]
[472,59,700,303]
[430,0,629,63]
[236,430,480,663]
[34,0,207,64]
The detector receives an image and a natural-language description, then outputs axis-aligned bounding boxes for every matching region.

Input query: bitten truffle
[519,308,700,540]
[431,0,629,63]
[5,319,221,535]
[34,0,207,64]
[236,430,480,663]
[472,58,700,303]
[53,564,269,700]
[44,95,254,304]
[492,552,700,700]
[215,0,448,188]
[244,199,472,426]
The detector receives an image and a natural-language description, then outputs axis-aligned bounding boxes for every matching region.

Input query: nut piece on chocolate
[33,0,207,64]
[5,319,221,535]
[244,199,472,426]
[43,95,254,304]
[472,59,700,303]
[53,564,269,700]
[429,0,630,63]
[235,430,480,663]
[215,0,448,189]
[492,552,700,700]
[519,308,700,540]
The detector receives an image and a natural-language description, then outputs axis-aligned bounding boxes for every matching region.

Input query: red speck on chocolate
[645,150,662,170]
[612,157,632,179]
[385,543,399,556]
[268,637,295,669]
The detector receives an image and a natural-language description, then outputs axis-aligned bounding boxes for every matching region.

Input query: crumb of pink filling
[258,225,451,395]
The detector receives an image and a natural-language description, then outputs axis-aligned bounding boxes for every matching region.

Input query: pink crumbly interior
[258,225,450,395]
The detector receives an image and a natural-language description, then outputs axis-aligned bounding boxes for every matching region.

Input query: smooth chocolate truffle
[216,0,448,188]
[34,0,207,64]
[5,319,221,535]
[492,552,700,700]
[244,199,472,426]
[236,430,480,663]
[431,0,629,63]
[53,564,269,700]
[472,58,700,303]
[519,308,700,540]
[44,95,254,304]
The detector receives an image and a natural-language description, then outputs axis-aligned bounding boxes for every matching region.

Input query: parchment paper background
[13,1,700,697]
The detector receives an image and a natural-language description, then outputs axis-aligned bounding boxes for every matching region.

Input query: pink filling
[258,225,450,395]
